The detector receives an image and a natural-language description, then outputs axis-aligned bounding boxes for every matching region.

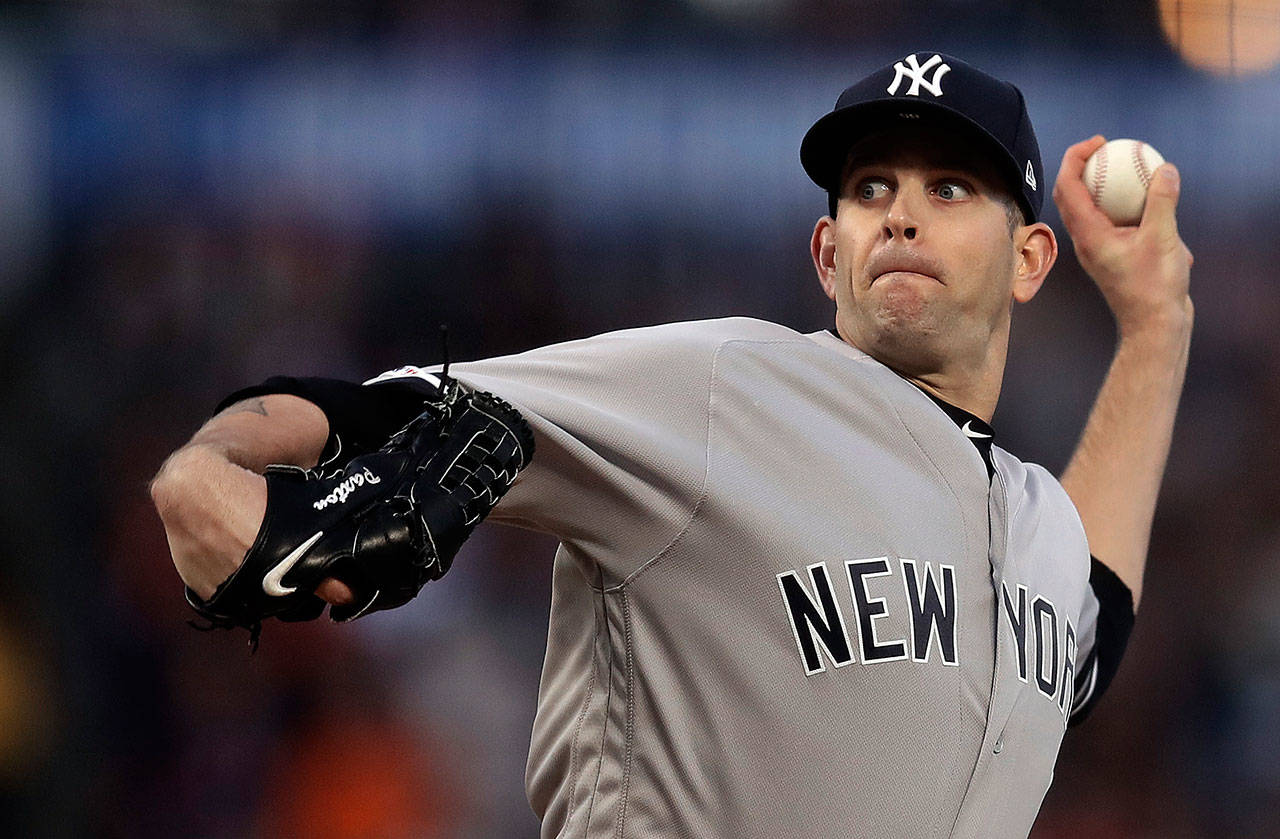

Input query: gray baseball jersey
[362,316,1105,838]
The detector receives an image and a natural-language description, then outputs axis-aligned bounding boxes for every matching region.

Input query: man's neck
[828,326,1006,422]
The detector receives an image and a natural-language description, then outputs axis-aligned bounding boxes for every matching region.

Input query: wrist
[154,441,232,488]
[151,443,259,522]
[153,445,267,598]
[152,445,214,510]
[1115,296,1194,350]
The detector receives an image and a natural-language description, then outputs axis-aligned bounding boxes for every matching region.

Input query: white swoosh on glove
[262,530,324,597]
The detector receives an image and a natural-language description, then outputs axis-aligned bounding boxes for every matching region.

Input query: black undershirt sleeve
[1068,556,1136,726]
[215,375,429,466]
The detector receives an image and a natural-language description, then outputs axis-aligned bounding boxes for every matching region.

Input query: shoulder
[464,317,810,371]
[588,317,809,353]
[992,446,1089,566]
[991,449,1074,514]
[429,318,808,418]
[993,449,1088,543]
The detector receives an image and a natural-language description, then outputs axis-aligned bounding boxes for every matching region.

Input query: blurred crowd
[1,1,1278,837]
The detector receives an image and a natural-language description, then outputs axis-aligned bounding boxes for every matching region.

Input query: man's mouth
[867,253,946,286]
[872,269,943,287]
[874,270,938,282]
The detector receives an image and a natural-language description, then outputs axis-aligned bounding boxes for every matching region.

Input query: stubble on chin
[858,283,949,372]
[874,280,934,327]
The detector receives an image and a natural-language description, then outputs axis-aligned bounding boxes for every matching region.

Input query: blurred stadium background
[0,0,1277,836]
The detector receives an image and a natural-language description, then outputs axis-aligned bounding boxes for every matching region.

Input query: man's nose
[883,186,922,241]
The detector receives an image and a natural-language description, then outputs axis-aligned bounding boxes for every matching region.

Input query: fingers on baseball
[1055,135,1106,184]
[1053,136,1112,236]
[316,577,356,605]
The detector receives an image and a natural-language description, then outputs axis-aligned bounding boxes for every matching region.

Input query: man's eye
[859,180,890,201]
[936,182,971,201]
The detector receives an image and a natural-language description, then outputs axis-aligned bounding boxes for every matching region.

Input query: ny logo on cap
[886,54,951,98]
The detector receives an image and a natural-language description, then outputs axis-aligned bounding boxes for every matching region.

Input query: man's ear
[811,216,838,301]
[1012,222,1057,304]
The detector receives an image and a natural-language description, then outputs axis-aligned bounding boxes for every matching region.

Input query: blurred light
[1158,0,1280,77]
[0,620,54,780]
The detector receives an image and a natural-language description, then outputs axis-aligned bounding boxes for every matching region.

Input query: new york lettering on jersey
[778,560,1084,723]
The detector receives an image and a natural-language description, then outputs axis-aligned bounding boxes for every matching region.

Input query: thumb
[316,577,355,605]
[1140,163,1181,236]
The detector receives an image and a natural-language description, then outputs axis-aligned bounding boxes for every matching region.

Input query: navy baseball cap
[801,52,1044,222]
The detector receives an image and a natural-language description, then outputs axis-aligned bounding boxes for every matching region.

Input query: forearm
[177,394,330,472]
[152,394,331,598]
[1060,307,1193,607]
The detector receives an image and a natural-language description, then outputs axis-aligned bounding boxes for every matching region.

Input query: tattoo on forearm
[221,398,269,418]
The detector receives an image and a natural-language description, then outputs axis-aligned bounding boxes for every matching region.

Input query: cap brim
[800,99,1033,221]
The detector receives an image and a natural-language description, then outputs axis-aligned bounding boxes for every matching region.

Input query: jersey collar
[820,327,996,477]
[919,390,995,478]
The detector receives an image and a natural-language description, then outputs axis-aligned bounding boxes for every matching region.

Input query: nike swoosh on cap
[962,420,992,439]
[262,530,324,597]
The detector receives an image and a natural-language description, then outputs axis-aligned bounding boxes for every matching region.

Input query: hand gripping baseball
[186,377,535,646]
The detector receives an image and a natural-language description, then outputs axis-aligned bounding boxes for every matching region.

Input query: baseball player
[152,52,1193,837]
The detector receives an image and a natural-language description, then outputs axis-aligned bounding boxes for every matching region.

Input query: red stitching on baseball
[1132,142,1152,188]
[1090,144,1107,203]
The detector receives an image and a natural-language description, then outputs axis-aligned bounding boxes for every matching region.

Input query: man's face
[817,123,1027,378]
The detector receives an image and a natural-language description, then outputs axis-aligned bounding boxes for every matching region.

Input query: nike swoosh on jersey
[962,420,992,439]
[262,530,324,597]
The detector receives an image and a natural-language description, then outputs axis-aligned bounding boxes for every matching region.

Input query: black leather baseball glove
[186,375,535,647]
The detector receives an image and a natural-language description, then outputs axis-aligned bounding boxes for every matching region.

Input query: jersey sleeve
[367,323,722,576]
[215,318,803,579]
[1067,556,1136,726]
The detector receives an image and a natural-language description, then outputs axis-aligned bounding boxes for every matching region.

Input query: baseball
[1082,138,1166,226]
